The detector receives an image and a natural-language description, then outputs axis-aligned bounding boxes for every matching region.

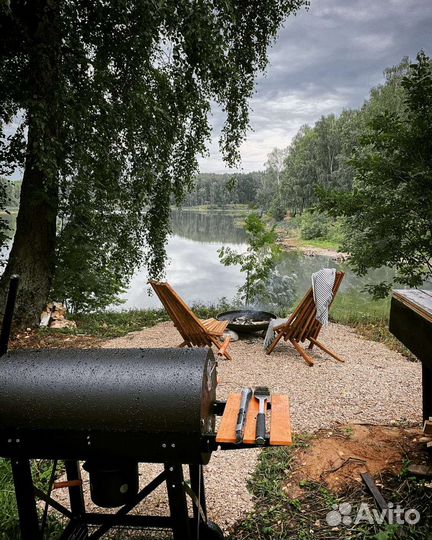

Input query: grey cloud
[200,0,432,172]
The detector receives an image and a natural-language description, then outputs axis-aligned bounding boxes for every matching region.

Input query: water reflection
[122,235,245,309]
[170,209,247,244]
[276,250,396,298]
[2,209,430,312]
[122,211,430,311]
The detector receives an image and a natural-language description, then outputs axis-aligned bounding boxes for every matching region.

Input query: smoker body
[0,347,226,540]
[0,347,216,464]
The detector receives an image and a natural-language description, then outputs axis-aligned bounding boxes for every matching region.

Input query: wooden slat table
[390,289,432,420]
[215,393,292,446]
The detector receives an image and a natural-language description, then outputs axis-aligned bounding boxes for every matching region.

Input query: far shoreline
[277,235,349,262]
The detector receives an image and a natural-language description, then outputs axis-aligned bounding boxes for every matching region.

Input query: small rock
[223,330,239,342]
[407,464,432,478]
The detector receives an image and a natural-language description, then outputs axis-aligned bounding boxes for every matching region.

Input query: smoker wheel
[200,520,224,540]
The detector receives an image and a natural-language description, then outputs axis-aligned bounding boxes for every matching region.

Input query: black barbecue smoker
[0,277,292,540]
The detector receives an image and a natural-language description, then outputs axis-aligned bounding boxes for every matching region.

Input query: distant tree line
[319,51,432,296]
[260,57,410,219]
[184,58,410,215]
[261,53,431,296]
[181,172,264,207]
[185,53,432,296]
[1,180,21,209]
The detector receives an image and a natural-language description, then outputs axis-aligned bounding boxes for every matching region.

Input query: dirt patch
[286,424,420,497]
[8,328,101,350]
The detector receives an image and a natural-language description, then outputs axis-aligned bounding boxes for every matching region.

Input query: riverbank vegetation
[10,294,406,358]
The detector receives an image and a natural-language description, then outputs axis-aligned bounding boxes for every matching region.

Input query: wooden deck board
[393,289,432,324]
[215,394,241,444]
[270,395,292,446]
[216,393,292,446]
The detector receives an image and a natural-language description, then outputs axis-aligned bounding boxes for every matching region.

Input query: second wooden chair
[266,271,345,366]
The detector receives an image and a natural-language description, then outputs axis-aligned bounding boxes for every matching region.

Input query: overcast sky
[199,0,432,173]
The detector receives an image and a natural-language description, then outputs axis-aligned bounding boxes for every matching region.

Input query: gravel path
[95,321,422,533]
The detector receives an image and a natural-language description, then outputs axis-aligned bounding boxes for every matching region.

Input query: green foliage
[257,147,288,213]
[69,300,231,338]
[0,178,14,250]
[230,436,432,540]
[373,525,401,540]
[0,0,308,313]
[52,205,143,312]
[0,459,63,539]
[274,111,359,216]
[0,179,21,209]
[259,57,409,222]
[218,213,282,305]
[299,210,330,240]
[319,51,432,296]
[298,210,344,244]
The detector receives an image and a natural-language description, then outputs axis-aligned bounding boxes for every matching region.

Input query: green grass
[330,292,414,356]
[47,294,407,354]
[66,302,232,340]
[275,223,342,252]
[331,291,391,324]
[296,237,341,251]
[71,308,170,339]
[229,436,432,540]
[0,459,64,540]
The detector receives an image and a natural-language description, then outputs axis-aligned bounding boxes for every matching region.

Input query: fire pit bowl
[217,309,277,334]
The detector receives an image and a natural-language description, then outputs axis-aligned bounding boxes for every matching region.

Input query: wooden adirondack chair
[149,280,233,360]
[266,271,345,366]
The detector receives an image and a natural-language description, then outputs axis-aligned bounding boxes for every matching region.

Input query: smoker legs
[165,463,191,540]
[63,461,89,539]
[9,459,222,540]
[189,464,207,519]
[10,458,42,540]
[65,461,86,517]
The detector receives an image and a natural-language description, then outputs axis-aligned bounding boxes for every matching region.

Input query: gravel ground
[91,321,421,534]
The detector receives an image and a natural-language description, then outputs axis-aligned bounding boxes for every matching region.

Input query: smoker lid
[0,347,216,433]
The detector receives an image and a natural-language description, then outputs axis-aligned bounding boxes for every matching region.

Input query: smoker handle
[53,480,82,490]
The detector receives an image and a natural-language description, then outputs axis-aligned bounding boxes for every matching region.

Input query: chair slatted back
[149,280,210,347]
[281,271,344,343]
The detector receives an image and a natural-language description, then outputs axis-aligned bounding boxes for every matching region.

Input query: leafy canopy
[257,57,410,222]
[318,51,432,296]
[0,0,307,311]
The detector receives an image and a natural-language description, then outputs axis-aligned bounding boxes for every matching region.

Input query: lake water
[119,210,403,313]
[121,210,248,309]
[3,209,429,314]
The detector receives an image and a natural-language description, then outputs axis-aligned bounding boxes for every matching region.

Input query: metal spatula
[254,386,270,445]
